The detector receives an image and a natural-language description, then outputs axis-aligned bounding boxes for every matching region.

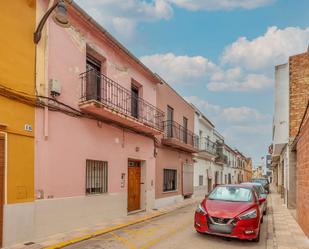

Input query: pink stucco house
[33,1,164,239]
[154,81,199,208]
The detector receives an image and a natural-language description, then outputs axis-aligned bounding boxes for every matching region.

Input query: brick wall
[296,116,309,236]
[289,50,309,138]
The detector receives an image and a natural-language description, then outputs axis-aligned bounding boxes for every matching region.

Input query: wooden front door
[0,135,4,246]
[128,161,141,212]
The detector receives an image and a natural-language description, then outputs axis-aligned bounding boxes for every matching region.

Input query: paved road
[65,204,267,249]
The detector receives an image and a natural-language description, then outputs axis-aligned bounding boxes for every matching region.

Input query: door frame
[0,132,7,247]
[0,132,7,205]
[127,159,143,213]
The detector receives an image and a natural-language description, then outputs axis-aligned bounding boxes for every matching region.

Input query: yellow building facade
[0,0,36,246]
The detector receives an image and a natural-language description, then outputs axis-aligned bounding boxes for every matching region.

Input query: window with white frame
[86,159,108,194]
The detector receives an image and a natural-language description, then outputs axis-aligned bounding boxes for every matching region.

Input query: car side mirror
[259,197,266,204]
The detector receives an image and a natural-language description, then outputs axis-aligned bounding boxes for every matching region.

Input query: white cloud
[75,0,173,40]
[75,0,275,41]
[140,53,273,91]
[185,96,221,114]
[168,0,275,11]
[218,106,269,124]
[208,73,273,92]
[221,26,309,71]
[186,96,269,125]
[140,53,218,84]
[140,26,309,92]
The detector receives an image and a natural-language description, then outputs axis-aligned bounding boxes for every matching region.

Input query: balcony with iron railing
[198,137,217,158]
[161,120,199,153]
[215,147,228,165]
[79,69,164,135]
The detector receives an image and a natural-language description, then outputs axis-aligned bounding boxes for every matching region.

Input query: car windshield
[253,185,265,195]
[208,186,253,202]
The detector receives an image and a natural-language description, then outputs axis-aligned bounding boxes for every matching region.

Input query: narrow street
[65,203,267,249]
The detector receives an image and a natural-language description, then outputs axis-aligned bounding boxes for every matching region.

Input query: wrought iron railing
[215,152,228,164]
[215,146,228,164]
[199,137,217,154]
[162,120,199,149]
[80,69,164,131]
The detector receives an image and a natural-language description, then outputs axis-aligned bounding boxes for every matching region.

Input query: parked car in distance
[194,185,266,242]
[250,178,270,193]
[241,182,268,215]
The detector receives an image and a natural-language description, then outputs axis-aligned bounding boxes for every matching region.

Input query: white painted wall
[3,202,35,247]
[273,63,289,153]
[4,190,156,247]
[154,195,184,209]
[192,108,217,197]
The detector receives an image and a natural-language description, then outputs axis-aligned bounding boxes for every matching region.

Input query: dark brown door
[183,117,188,143]
[86,56,101,101]
[128,161,141,212]
[0,135,4,246]
[131,85,139,119]
[167,106,174,137]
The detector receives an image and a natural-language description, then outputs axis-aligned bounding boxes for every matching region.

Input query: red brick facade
[289,50,309,138]
[296,115,309,236]
[294,49,309,236]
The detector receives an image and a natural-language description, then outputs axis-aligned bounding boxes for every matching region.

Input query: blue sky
[76,0,309,165]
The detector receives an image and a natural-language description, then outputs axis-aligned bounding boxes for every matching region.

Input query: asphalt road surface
[65,203,267,249]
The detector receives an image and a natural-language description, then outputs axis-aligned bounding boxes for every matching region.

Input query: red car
[194,184,266,242]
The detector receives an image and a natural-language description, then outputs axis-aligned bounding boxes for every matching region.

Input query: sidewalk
[10,197,200,249]
[267,191,309,249]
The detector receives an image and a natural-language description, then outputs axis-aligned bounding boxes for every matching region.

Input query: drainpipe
[43,0,55,139]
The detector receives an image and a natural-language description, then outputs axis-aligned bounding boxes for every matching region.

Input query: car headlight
[196,203,207,215]
[238,209,257,220]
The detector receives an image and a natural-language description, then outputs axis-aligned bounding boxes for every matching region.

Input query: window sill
[162,190,178,194]
[86,193,108,197]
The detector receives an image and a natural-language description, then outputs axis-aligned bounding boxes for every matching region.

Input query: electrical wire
[291,99,309,149]
[0,83,157,140]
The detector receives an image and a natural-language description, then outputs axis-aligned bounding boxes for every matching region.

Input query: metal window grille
[86,160,108,195]
[199,175,203,186]
[163,169,177,192]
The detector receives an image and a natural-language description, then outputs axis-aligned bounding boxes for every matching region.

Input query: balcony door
[131,85,139,119]
[86,56,101,101]
[183,117,188,144]
[167,106,174,137]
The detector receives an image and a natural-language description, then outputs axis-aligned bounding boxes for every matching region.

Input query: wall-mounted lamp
[34,0,71,44]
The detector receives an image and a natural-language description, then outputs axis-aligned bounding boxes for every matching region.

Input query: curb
[43,212,166,249]
[43,200,199,249]
[266,194,277,249]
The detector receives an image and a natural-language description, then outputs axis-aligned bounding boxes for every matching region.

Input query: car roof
[242,182,263,186]
[216,184,253,189]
